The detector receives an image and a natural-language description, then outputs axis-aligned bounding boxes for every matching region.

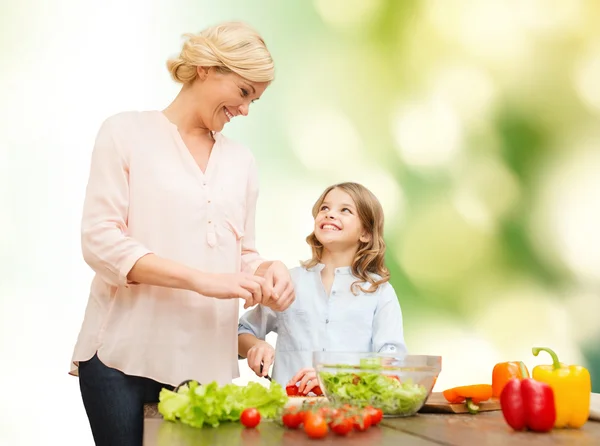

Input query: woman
[70,21,294,446]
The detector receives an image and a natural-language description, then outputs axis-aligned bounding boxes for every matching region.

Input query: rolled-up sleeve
[240,156,265,274]
[238,305,278,339]
[372,283,408,355]
[81,118,152,287]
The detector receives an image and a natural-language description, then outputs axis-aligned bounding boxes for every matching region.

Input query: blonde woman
[71,21,295,445]
[238,182,407,392]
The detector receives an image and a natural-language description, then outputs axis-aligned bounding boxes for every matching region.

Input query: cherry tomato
[365,406,383,425]
[282,408,303,429]
[330,416,353,436]
[322,407,340,423]
[240,408,261,428]
[286,385,299,396]
[352,410,372,432]
[303,413,328,439]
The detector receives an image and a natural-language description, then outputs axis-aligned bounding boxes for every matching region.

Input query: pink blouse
[70,110,265,386]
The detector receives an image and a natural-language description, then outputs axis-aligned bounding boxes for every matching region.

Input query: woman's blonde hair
[167,21,274,84]
[302,182,390,294]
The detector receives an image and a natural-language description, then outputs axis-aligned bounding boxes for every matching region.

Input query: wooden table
[143,407,600,445]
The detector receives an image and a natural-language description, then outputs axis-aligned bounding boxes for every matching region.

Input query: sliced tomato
[286,385,299,396]
[311,385,324,396]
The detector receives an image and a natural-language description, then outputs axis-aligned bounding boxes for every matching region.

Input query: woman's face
[193,67,269,132]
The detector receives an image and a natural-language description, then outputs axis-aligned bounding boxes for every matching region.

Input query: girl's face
[314,188,370,249]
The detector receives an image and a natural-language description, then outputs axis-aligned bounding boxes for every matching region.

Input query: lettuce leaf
[158,380,287,428]
[320,371,428,416]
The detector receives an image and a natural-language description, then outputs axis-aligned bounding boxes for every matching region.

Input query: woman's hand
[194,272,267,308]
[246,340,275,378]
[262,261,295,311]
[288,367,319,395]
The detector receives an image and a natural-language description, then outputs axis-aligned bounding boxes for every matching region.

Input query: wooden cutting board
[419,392,501,414]
[285,396,328,408]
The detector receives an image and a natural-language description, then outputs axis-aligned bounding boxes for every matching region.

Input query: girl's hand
[246,340,275,378]
[288,367,319,395]
[262,261,295,311]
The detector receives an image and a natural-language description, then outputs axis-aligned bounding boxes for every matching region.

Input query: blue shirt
[238,264,407,386]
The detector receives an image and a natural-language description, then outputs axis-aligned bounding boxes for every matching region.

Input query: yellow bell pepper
[532,347,591,428]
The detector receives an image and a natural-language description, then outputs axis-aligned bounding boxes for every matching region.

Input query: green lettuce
[320,370,428,416]
[158,380,287,428]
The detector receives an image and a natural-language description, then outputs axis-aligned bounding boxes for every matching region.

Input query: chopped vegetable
[442,384,493,414]
[286,385,299,396]
[319,371,428,416]
[158,380,287,428]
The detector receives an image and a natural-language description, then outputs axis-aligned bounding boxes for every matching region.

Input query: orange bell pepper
[443,384,493,414]
[492,361,530,398]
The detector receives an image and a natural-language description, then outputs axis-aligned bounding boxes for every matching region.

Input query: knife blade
[260,361,272,381]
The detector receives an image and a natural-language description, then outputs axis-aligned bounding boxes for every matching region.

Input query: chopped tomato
[286,385,299,396]
[303,413,328,439]
[240,408,261,428]
[311,385,324,396]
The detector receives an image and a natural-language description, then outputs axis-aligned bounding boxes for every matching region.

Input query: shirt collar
[307,263,352,275]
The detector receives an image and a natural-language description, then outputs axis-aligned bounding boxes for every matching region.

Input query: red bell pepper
[500,367,556,433]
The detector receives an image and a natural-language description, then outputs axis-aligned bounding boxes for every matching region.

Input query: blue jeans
[78,353,173,446]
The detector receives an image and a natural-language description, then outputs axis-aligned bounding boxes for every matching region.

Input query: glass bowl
[313,351,442,417]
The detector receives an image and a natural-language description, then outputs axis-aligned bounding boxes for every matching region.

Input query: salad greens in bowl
[313,352,441,417]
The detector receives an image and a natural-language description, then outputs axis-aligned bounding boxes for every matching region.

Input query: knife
[260,361,272,381]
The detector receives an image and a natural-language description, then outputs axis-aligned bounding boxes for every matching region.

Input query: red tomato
[282,409,303,429]
[388,375,401,383]
[303,413,328,439]
[311,385,323,396]
[240,408,261,428]
[365,406,383,425]
[323,407,340,423]
[286,385,299,396]
[330,416,353,436]
[352,410,372,432]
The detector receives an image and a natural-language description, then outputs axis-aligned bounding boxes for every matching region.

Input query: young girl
[237,182,407,394]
